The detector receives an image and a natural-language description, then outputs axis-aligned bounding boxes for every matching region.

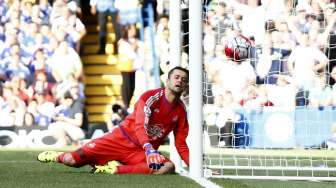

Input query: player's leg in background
[98,10,108,54]
[110,11,120,54]
[121,71,136,109]
[48,122,68,147]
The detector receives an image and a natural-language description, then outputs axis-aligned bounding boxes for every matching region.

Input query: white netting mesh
[201,0,336,180]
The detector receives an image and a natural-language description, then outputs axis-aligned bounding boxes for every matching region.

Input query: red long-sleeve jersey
[119,88,190,166]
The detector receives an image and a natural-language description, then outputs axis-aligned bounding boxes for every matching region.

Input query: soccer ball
[224,34,252,62]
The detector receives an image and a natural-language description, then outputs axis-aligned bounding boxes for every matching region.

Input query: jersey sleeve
[133,94,151,147]
[174,107,190,166]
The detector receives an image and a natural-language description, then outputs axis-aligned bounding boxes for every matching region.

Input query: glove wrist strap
[143,143,153,150]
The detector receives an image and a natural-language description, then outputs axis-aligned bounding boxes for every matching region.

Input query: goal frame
[177,0,336,182]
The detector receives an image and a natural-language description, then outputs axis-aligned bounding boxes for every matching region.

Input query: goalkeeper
[37,66,190,175]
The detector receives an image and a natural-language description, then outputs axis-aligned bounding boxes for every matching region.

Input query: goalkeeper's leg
[116,161,175,174]
[116,152,175,175]
[57,149,91,167]
[37,149,91,168]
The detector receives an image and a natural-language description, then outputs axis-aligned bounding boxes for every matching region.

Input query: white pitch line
[178,169,222,188]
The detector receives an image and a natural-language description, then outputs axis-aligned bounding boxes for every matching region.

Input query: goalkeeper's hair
[167,66,189,79]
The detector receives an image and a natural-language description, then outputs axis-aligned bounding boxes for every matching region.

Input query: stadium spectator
[156,14,169,36]
[50,0,67,23]
[52,7,86,52]
[266,74,297,109]
[49,41,83,83]
[27,71,55,102]
[203,23,217,60]
[38,0,52,25]
[325,10,336,85]
[217,58,256,103]
[141,0,158,27]
[331,67,336,103]
[207,1,240,39]
[23,112,35,127]
[239,84,273,110]
[69,80,85,105]
[222,0,278,45]
[155,27,169,68]
[156,0,169,15]
[54,72,84,103]
[215,90,240,148]
[67,0,82,16]
[48,91,85,147]
[106,103,128,131]
[1,41,19,62]
[40,24,52,43]
[0,84,16,127]
[287,33,328,92]
[0,0,8,25]
[44,35,59,58]
[65,9,86,52]
[321,122,336,149]
[0,0,85,130]
[115,0,140,26]
[256,30,291,84]
[155,14,170,70]
[37,66,189,175]
[20,22,39,58]
[9,75,29,105]
[21,1,34,23]
[1,82,26,127]
[0,24,5,44]
[117,24,144,109]
[90,0,120,54]
[5,53,32,84]
[32,89,55,127]
[308,74,333,107]
[29,48,50,76]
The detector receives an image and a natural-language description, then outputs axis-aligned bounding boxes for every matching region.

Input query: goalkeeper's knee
[62,153,77,166]
[152,161,175,175]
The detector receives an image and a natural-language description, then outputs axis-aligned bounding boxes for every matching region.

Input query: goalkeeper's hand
[143,143,165,170]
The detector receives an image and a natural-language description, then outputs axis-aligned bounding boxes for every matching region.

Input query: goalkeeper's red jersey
[117,88,189,166]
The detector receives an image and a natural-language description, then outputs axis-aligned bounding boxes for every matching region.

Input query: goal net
[197,0,336,180]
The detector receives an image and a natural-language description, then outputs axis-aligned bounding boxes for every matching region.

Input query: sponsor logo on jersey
[146,124,164,140]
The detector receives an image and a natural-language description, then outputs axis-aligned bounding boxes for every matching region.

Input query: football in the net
[224,34,252,62]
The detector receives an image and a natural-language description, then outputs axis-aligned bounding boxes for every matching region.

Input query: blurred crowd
[201,0,336,147]
[0,0,86,146]
[203,0,336,110]
[4,0,336,147]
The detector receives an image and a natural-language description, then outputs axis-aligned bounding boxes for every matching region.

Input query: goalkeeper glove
[143,143,165,170]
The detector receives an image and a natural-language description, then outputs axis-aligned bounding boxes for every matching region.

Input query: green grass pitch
[0,150,200,188]
[0,149,335,188]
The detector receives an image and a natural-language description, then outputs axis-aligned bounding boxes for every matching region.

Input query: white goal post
[188,0,204,179]
[167,0,204,180]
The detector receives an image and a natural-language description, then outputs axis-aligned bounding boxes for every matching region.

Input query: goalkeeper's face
[166,69,188,95]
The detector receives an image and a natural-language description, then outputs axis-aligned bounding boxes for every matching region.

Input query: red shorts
[73,127,170,166]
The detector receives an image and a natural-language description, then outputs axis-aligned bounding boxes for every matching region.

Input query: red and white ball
[224,34,252,62]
